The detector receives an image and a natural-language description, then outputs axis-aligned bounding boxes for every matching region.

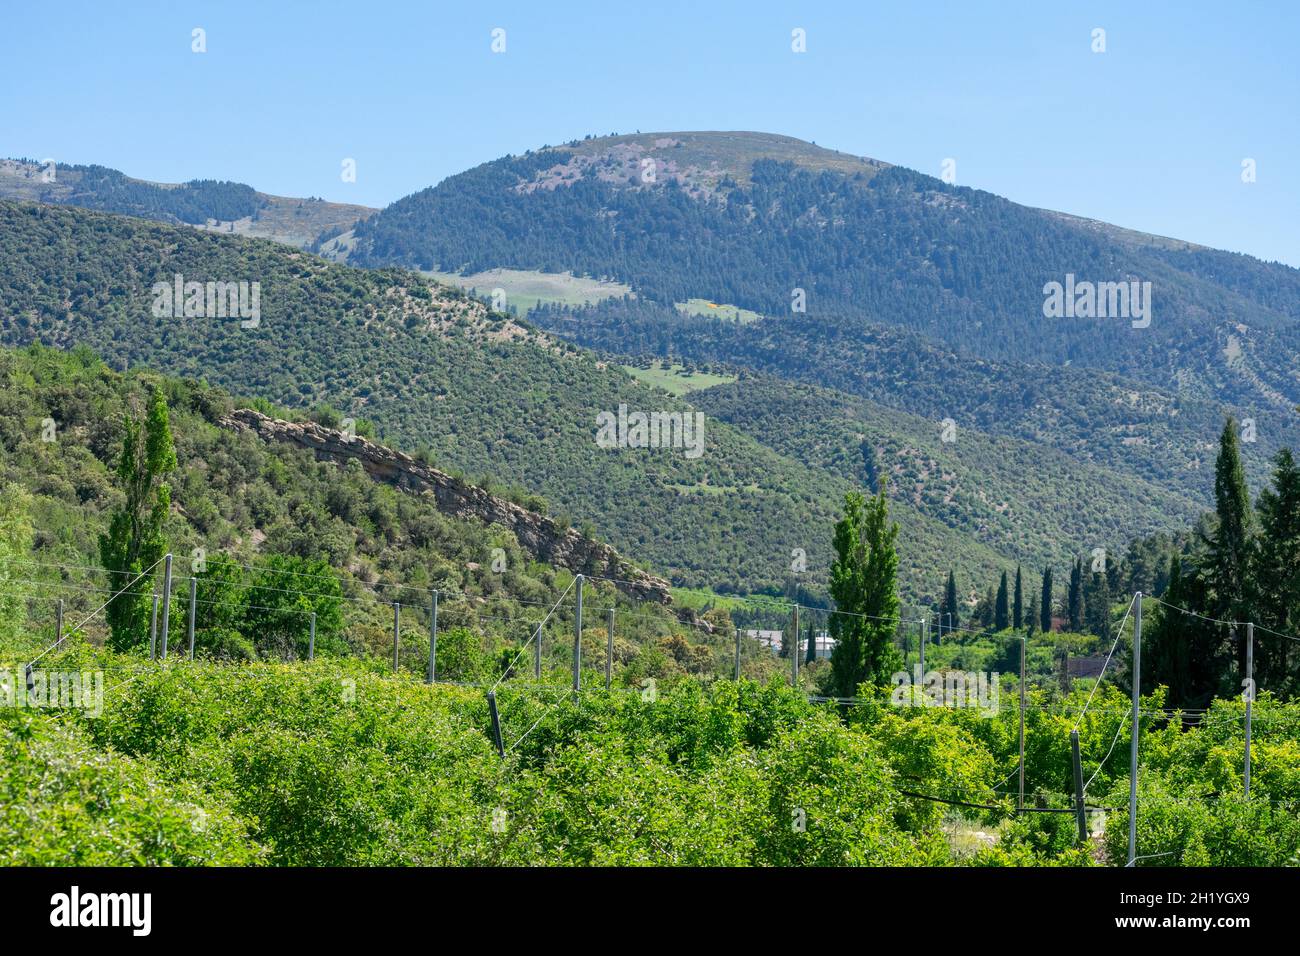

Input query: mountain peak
[534,130,888,188]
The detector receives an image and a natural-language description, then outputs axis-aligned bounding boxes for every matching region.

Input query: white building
[744,629,835,660]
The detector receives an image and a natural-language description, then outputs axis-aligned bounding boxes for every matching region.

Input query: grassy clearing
[675,298,762,324]
[426,268,629,314]
[671,586,784,613]
[621,360,737,396]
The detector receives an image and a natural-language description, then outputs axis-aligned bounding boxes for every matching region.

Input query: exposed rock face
[220,408,673,605]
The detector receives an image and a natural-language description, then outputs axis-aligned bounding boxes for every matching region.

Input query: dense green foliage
[99,386,176,651]
[0,344,792,684]
[1,347,1296,867]
[5,640,1296,866]
[1135,424,1300,705]
[0,708,262,865]
[828,486,902,695]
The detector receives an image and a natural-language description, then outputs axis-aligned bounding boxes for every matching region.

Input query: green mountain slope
[349,129,1300,427]
[0,343,731,672]
[0,199,1018,599]
[539,296,1294,504]
[691,375,1205,578]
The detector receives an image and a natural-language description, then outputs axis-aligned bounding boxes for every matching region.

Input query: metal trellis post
[1070,728,1088,843]
[427,591,438,684]
[1128,592,1142,865]
[1245,621,1254,797]
[187,576,197,660]
[605,606,614,691]
[572,575,583,693]
[393,602,401,672]
[149,594,159,660]
[159,553,172,659]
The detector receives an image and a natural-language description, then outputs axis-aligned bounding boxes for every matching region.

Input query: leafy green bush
[0,709,261,865]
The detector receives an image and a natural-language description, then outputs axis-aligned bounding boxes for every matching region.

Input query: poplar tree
[99,387,176,651]
[829,481,901,696]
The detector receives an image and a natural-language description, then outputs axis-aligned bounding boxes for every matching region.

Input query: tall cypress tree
[1040,566,1054,633]
[828,481,902,696]
[1013,565,1024,630]
[941,569,960,634]
[978,587,996,628]
[1068,559,1085,632]
[1206,417,1255,675]
[1085,570,1111,640]
[805,611,817,665]
[1255,448,1300,692]
[1138,555,1224,710]
[995,572,1010,631]
[99,387,176,651]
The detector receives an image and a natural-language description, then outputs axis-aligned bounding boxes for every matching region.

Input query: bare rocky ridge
[220,408,673,605]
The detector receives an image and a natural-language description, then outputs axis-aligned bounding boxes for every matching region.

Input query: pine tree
[995,572,1010,631]
[99,387,177,651]
[1013,565,1024,630]
[1040,566,1054,633]
[828,482,902,696]
[1206,417,1255,675]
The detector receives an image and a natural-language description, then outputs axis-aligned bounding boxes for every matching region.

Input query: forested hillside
[0,343,754,679]
[540,296,1291,502]
[0,158,374,249]
[691,375,1204,569]
[0,204,1021,599]
[349,132,1300,416]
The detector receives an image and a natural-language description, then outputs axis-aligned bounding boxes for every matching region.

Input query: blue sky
[3,0,1297,265]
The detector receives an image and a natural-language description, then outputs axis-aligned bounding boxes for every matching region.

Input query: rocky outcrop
[220,408,672,605]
